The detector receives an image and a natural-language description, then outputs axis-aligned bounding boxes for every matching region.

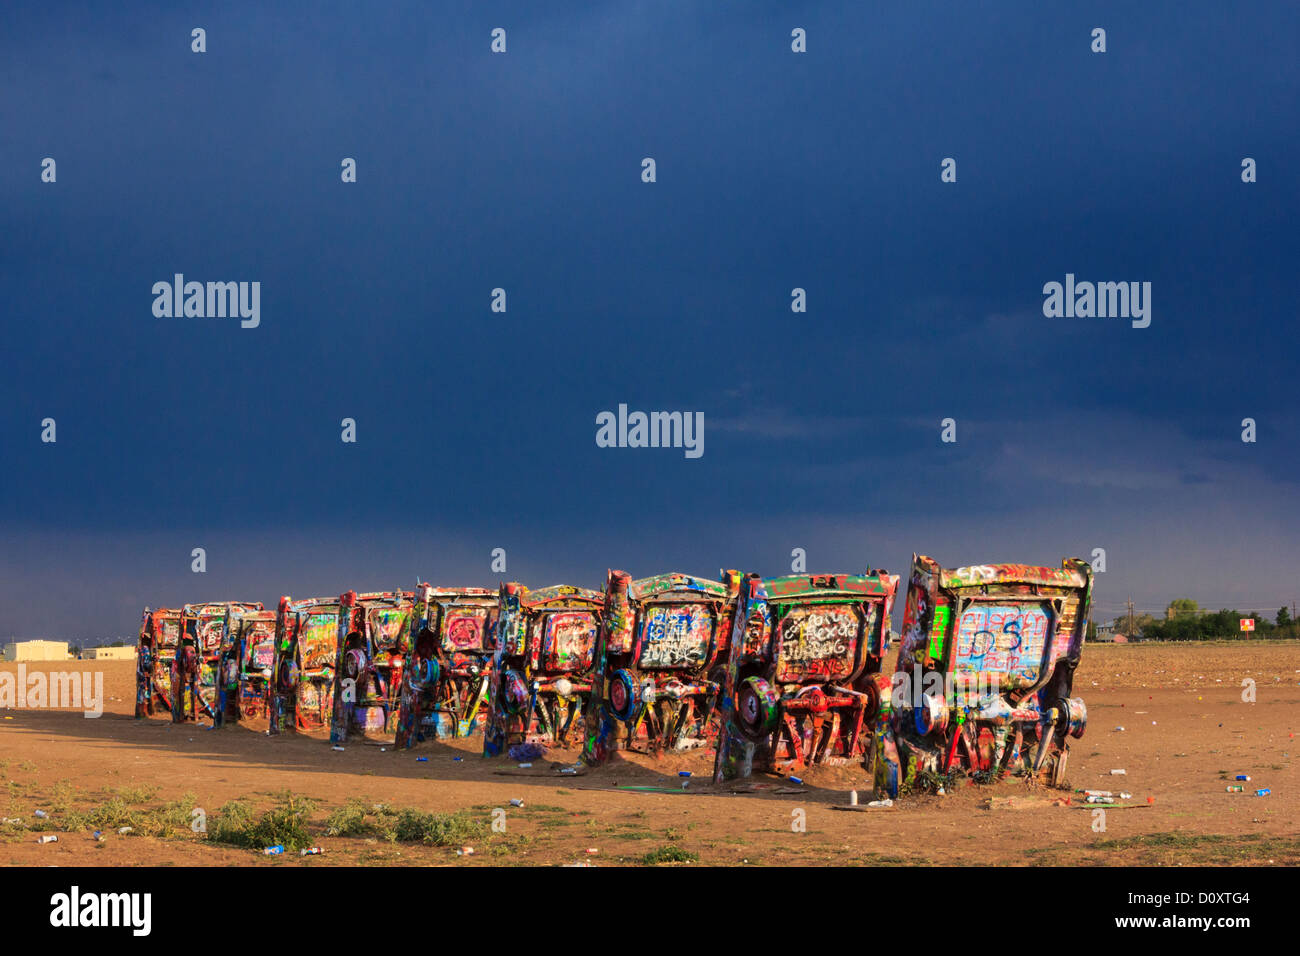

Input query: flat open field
[2,642,1297,866]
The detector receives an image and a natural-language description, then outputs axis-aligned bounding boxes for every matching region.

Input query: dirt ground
[2,642,1297,866]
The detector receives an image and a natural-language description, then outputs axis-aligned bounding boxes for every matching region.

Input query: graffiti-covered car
[583,570,740,765]
[269,595,344,735]
[713,571,900,788]
[173,601,264,724]
[394,584,499,748]
[328,590,414,744]
[214,607,279,728]
[483,584,604,756]
[890,555,1093,789]
[135,607,183,719]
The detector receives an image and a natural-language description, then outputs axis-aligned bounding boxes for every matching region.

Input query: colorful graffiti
[639,604,713,668]
[131,552,1092,805]
[395,585,499,748]
[583,571,738,765]
[162,602,264,726]
[268,596,340,735]
[230,609,277,726]
[542,611,597,671]
[483,583,604,754]
[890,554,1093,790]
[713,571,900,787]
[135,607,183,719]
[329,591,413,745]
[953,602,1050,681]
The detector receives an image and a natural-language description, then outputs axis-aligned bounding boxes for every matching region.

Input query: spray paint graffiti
[953,603,1050,680]
[582,571,740,765]
[268,596,340,735]
[130,548,1091,809]
[542,611,597,671]
[329,591,414,745]
[774,605,861,682]
[395,585,499,748]
[482,584,604,755]
[891,554,1093,789]
[712,570,899,788]
[135,608,182,719]
[299,614,341,671]
[227,609,277,727]
[639,604,713,668]
[169,602,264,725]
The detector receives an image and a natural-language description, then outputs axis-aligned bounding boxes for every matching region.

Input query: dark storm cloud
[2,2,1297,638]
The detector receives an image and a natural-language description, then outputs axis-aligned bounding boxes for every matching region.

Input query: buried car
[582,570,741,765]
[394,584,499,748]
[889,555,1093,789]
[214,607,279,729]
[172,601,264,724]
[135,606,184,719]
[328,590,415,744]
[483,583,604,756]
[712,570,900,788]
[268,595,345,735]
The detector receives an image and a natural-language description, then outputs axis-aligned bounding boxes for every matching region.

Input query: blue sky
[2,2,1298,639]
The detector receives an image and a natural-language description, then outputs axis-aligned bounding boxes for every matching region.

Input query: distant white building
[3,640,71,661]
[84,646,136,660]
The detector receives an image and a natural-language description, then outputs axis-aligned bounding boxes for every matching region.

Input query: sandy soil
[2,642,1297,866]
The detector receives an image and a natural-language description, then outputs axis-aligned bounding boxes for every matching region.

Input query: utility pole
[1126,598,1135,636]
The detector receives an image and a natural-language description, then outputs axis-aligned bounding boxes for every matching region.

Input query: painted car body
[216,607,279,728]
[172,601,264,724]
[394,584,499,748]
[328,590,415,744]
[889,554,1093,789]
[483,583,604,756]
[582,570,741,765]
[269,595,343,735]
[712,571,900,788]
[135,607,183,718]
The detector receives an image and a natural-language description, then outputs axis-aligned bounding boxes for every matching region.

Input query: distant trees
[1137,601,1298,641]
[1111,612,1156,635]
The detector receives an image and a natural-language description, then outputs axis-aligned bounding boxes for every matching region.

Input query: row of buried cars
[134,554,1095,796]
